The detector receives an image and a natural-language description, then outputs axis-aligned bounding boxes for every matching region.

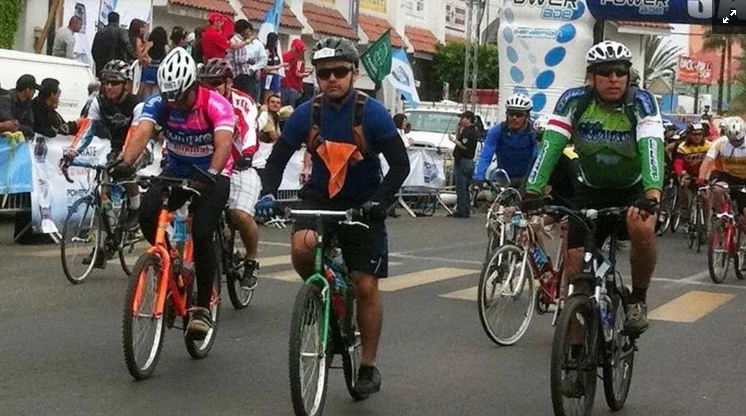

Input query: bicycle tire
[225,225,254,309]
[657,185,675,235]
[341,285,366,401]
[122,253,166,380]
[477,244,536,346]
[118,227,145,276]
[289,283,331,416]
[602,292,635,411]
[550,292,598,416]
[708,223,730,284]
[735,228,746,280]
[697,206,708,253]
[184,241,222,359]
[61,196,102,284]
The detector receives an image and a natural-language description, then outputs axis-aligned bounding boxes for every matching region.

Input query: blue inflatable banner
[586,0,732,24]
[0,137,33,195]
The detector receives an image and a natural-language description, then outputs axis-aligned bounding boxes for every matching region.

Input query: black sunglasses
[317,66,352,80]
[506,111,528,118]
[103,80,125,87]
[594,66,630,78]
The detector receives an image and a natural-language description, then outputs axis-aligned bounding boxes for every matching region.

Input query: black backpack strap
[306,93,325,152]
[623,85,639,140]
[352,91,369,153]
[570,86,594,130]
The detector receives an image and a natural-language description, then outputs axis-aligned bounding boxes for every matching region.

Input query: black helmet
[198,58,233,80]
[310,37,360,67]
[101,60,131,81]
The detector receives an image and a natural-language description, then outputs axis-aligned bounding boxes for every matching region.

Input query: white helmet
[723,117,746,144]
[586,41,632,68]
[158,47,197,102]
[506,93,533,112]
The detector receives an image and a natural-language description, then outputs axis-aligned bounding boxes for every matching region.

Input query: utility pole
[463,0,486,112]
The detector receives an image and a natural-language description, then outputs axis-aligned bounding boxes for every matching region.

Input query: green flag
[360,29,392,84]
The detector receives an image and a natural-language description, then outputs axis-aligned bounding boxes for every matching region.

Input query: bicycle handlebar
[284,208,370,229]
[149,176,202,198]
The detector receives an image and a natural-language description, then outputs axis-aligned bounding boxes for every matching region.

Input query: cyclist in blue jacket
[474,93,538,188]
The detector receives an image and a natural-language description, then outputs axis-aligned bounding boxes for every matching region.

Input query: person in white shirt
[227,20,267,103]
[393,113,413,147]
[52,16,82,59]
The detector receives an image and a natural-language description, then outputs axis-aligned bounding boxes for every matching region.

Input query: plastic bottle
[599,290,613,341]
[530,247,552,276]
[172,211,187,243]
[325,266,345,320]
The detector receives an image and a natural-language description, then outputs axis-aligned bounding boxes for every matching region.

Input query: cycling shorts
[227,168,262,217]
[712,171,746,213]
[566,183,643,249]
[292,191,388,278]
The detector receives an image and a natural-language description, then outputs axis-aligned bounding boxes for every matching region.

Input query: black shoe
[186,307,213,341]
[241,259,259,291]
[82,249,106,269]
[353,365,381,398]
[624,302,649,334]
[124,208,139,230]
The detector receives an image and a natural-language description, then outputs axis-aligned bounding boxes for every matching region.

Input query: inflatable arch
[498,0,728,115]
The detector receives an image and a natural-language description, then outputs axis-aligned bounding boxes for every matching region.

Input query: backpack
[570,85,639,140]
[306,91,369,155]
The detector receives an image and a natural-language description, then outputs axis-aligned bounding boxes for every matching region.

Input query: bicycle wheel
[122,253,166,380]
[708,223,731,284]
[550,292,599,416]
[119,227,146,276]
[477,244,536,346]
[61,196,102,284]
[289,283,331,416]
[342,286,366,401]
[696,205,708,253]
[225,226,254,309]
[602,293,635,411]
[735,228,746,280]
[185,246,222,359]
[657,185,675,235]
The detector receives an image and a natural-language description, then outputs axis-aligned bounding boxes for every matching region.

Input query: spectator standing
[255,93,283,183]
[52,16,82,59]
[170,26,188,49]
[448,111,478,218]
[141,26,169,97]
[202,13,243,60]
[128,19,150,65]
[0,75,38,139]
[393,113,413,147]
[32,78,79,137]
[281,39,310,107]
[227,20,266,102]
[262,32,283,103]
[80,81,101,117]
[191,27,205,63]
[91,12,133,78]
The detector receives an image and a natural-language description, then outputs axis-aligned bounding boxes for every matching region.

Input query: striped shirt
[228,35,267,76]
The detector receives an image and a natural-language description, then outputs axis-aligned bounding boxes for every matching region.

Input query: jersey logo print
[648,139,660,182]
[554,87,587,117]
[634,89,658,118]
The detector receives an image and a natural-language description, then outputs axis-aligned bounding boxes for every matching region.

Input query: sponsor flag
[257,0,285,77]
[386,48,420,108]
[360,29,392,84]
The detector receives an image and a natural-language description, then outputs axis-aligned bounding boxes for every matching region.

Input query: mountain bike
[60,161,144,284]
[708,184,746,283]
[481,169,521,262]
[657,174,678,235]
[217,209,255,309]
[275,209,367,416]
[688,185,709,253]
[547,205,638,416]
[122,175,221,380]
[478,207,568,346]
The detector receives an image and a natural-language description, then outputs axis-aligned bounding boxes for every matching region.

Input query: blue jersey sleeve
[139,92,166,125]
[475,123,501,181]
[279,100,311,150]
[363,99,399,151]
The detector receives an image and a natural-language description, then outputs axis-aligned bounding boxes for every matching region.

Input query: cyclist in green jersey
[524,41,665,333]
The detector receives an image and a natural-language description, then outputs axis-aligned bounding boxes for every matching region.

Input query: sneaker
[624,302,649,334]
[123,208,139,230]
[186,307,213,341]
[240,259,259,291]
[82,249,106,269]
[353,365,381,398]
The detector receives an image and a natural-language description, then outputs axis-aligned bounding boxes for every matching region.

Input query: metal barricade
[0,192,31,213]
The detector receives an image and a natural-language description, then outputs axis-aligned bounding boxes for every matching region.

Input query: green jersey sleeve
[633,89,665,191]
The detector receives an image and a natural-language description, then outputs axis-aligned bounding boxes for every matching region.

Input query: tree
[0,0,25,49]
[432,41,498,101]
[642,35,682,88]
[702,30,736,114]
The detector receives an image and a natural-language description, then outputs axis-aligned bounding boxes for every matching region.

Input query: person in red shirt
[201,13,245,60]
[280,38,311,107]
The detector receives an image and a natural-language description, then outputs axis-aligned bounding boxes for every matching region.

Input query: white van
[0,49,95,121]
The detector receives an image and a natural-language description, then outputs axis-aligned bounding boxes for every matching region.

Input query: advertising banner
[585,0,721,25]
[498,0,595,115]
[676,56,713,84]
[380,147,446,190]
[0,137,33,195]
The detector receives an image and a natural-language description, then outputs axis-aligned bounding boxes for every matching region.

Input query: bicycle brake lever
[341,220,370,229]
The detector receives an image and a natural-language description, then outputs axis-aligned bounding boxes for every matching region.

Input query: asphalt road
[1,213,744,416]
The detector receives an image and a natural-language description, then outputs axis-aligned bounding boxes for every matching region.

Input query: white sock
[129,194,140,210]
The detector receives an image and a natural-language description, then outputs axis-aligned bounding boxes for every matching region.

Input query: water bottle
[530,247,551,272]
[172,213,187,243]
[599,293,614,341]
[110,186,123,210]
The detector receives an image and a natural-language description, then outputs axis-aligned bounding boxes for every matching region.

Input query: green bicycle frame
[305,236,332,350]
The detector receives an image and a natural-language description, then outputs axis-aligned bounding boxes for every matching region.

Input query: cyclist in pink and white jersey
[198,58,262,292]
[111,48,235,339]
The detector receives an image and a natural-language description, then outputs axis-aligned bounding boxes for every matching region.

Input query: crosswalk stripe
[439,286,478,301]
[378,267,478,292]
[649,290,735,323]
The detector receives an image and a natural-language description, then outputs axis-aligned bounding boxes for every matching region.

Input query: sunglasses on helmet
[316,66,353,80]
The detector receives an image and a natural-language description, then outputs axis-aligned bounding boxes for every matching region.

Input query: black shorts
[712,171,746,212]
[293,195,388,278]
[566,183,643,249]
